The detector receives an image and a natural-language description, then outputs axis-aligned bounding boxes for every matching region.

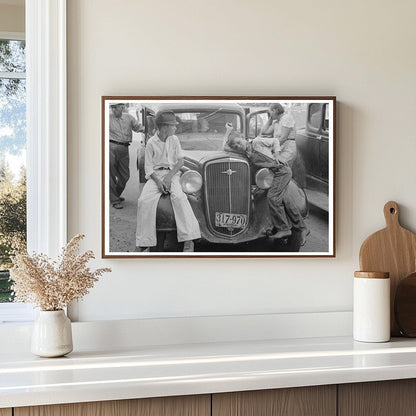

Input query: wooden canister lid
[354,271,390,278]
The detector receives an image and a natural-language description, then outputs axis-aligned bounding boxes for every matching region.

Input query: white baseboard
[0,311,352,353]
[0,303,37,323]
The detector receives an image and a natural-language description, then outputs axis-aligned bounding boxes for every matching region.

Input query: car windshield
[174,110,242,151]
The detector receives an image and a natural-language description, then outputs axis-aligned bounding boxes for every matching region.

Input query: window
[0,0,68,324]
[248,112,269,138]
[323,104,329,131]
[308,103,323,130]
[0,36,26,305]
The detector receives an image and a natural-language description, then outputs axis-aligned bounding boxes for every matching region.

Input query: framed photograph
[102,96,335,258]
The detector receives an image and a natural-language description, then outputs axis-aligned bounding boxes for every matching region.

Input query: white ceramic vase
[31,310,73,357]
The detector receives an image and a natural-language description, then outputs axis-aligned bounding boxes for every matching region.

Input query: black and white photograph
[102,97,335,257]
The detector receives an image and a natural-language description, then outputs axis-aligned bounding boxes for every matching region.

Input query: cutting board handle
[384,201,400,228]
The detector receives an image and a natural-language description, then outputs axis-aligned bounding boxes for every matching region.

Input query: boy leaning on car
[225,126,309,246]
[226,132,293,240]
[135,110,201,252]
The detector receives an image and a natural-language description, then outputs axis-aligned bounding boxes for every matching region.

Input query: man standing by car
[136,110,201,252]
[109,103,143,209]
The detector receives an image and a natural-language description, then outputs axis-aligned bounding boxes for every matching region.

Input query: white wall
[67,0,416,322]
[0,3,24,33]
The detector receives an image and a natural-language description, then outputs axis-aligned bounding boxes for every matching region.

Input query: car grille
[204,158,250,238]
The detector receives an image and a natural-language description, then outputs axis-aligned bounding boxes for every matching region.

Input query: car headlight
[255,168,274,190]
[180,170,203,194]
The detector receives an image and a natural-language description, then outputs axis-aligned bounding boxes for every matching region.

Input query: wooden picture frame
[102,96,336,258]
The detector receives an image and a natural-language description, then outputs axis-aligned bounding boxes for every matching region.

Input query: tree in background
[0,160,26,302]
[0,39,26,156]
[0,38,27,302]
[0,160,26,266]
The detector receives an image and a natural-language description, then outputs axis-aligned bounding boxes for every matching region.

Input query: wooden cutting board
[359,201,416,336]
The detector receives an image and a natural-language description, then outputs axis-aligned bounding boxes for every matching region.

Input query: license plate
[215,212,248,228]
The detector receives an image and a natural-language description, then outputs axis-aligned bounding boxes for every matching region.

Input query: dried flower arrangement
[10,234,111,311]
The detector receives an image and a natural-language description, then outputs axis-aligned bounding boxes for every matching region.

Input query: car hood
[183,150,247,165]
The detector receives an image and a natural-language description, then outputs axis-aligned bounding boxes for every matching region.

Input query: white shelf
[2,335,416,408]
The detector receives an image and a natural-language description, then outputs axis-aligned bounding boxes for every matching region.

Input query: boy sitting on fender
[136,111,201,252]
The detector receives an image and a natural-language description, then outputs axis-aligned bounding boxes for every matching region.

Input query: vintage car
[138,103,308,252]
[295,103,330,210]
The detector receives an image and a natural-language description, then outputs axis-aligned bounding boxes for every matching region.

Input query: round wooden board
[395,272,416,337]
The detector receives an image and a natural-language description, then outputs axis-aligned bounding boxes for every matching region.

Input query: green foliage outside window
[0,270,12,302]
[0,161,26,302]
[0,38,26,303]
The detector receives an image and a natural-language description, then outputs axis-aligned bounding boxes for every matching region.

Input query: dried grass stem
[10,234,111,310]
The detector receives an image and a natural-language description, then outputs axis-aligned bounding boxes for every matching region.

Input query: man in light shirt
[136,111,201,252]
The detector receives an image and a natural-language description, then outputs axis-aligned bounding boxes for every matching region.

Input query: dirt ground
[109,141,143,253]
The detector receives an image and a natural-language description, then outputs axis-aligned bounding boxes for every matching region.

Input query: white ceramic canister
[353,271,390,343]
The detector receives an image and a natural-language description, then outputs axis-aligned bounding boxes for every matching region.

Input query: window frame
[0,0,67,323]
